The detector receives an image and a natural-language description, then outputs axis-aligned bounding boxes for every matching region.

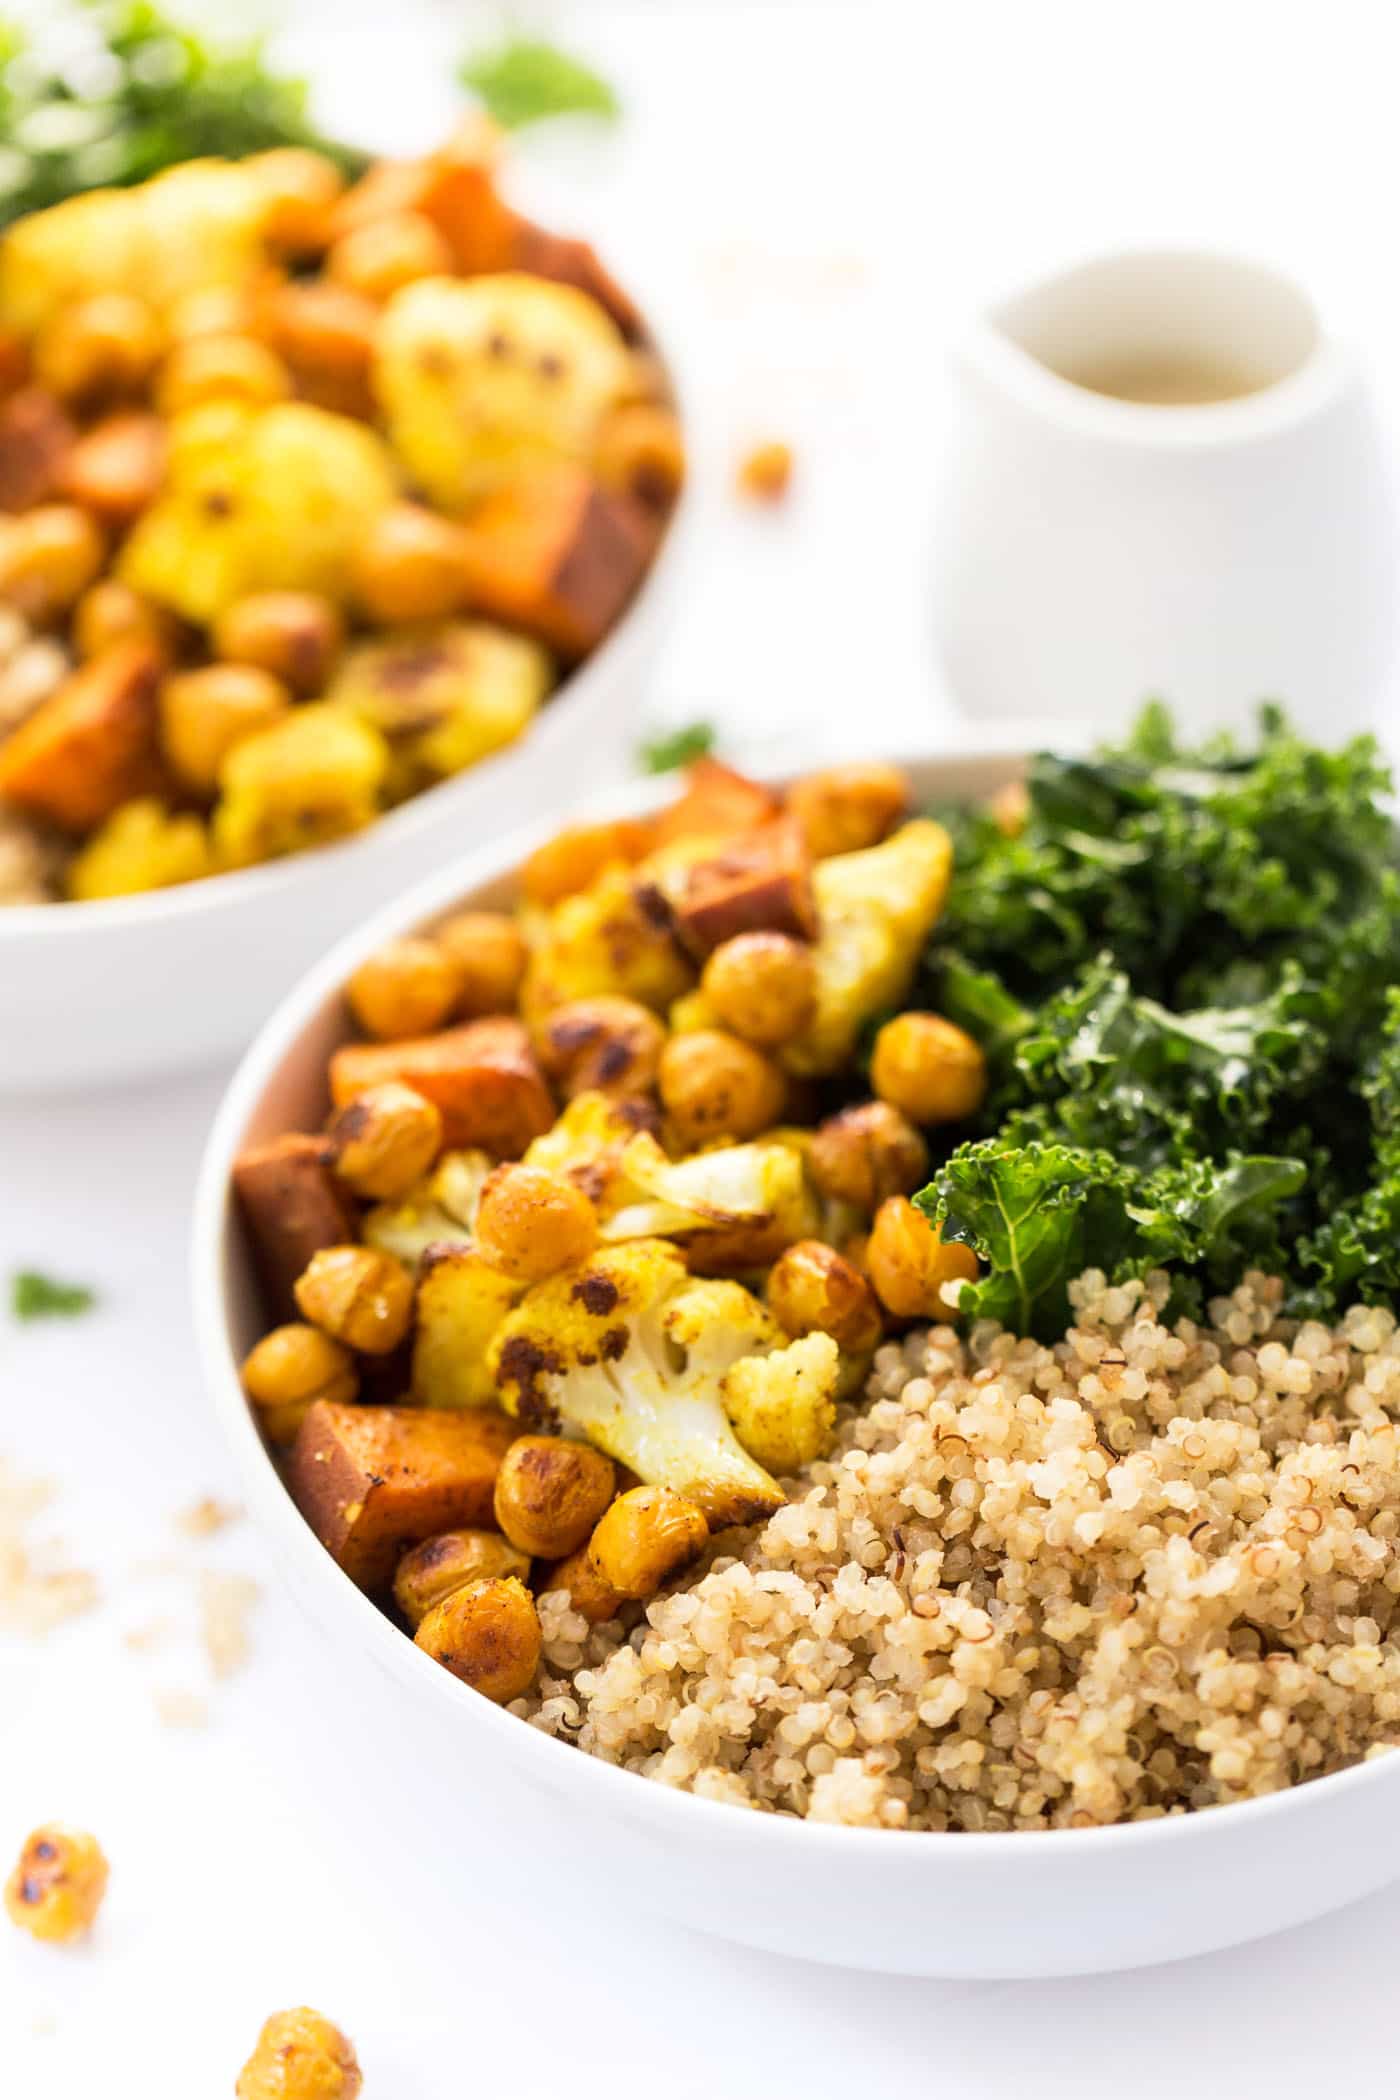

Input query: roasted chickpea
[785,762,910,860]
[808,1100,929,1213]
[240,1322,358,1443]
[767,1239,883,1355]
[155,334,291,416]
[990,778,1030,838]
[871,1011,987,1126]
[294,1244,414,1355]
[352,504,473,624]
[475,1165,598,1282]
[593,403,686,510]
[247,147,346,256]
[33,292,161,404]
[737,438,793,502]
[346,937,462,1041]
[701,931,817,1047]
[434,910,529,1018]
[166,284,258,343]
[658,1028,786,1146]
[0,506,105,624]
[587,1485,709,1599]
[533,995,666,1099]
[542,1544,625,1624]
[493,1435,616,1558]
[393,1528,531,1628]
[5,1824,109,1943]
[160,663,291,796]
[327,211,454,301]
[59,410,167,523]
[414,1574,542,1702]
[236,2007,362,2100]
[260,281,378,420]
[520,817,654,906]
[212,591,344,696]
[867,1195,978,1319]
[326,1080,443,1200]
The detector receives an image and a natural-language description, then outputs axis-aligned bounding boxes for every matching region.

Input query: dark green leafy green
[0,2,364,228]
[11,1270,96,1321]
[460,35,620,131]
[915,707,1400,1335]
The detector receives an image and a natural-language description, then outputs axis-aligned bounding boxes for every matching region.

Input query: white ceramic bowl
[0,358,689,1095]
[192,751,1400,1978]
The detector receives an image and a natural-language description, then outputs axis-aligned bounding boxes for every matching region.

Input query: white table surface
[7,3,1400,2091]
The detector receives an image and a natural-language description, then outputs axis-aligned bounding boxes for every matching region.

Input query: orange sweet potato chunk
[330,1017,554,1156]
[58,412,167,525]
[234,1132,360,1319]
[0,388,76,513]
[0,641,163,831]
[288,1400,515,1591]
[461,464,652,660]
[651,757,781,848]
[669,815,817,956]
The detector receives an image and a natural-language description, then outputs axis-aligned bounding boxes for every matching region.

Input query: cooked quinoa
[512,1270,1400,1829]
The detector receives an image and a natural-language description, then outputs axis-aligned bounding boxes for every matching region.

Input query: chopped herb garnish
[11,1271,97,1322]
[637,721,717,775]
[460,35,620,131]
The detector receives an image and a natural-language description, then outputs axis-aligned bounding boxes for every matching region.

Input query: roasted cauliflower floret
[489,1240,786,1524]
[121,402,396,623]
[361,1148,493,1268]
[781,818,954,1076]
[66,797,210,899]
[521,863,694,1021]
[411,1244,521,1409]
[0,161,266,337]
[212,702,389,866]
[599,1130,811,1249]
[375,273,633,509]
[721,1329,840,1473]
[326,621,552,791]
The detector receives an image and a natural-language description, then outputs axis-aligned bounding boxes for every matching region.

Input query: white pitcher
[934,249,1397,742]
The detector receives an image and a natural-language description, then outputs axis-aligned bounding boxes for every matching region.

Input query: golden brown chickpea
[327,211,454,302]
[433,910,529,1017]
[73,579,178,662]
[0,506,105,624]
[658,1028,786,1146]
[33,292,162,404]
[293,1244,414,1355]
[766,1239,883,1355]
[867,1196,978,1319]
[155,334,291,416]
[990,777,1030,839]
[593,403,686,510]
[5,1824,109,1944]
[352,504,474,625]
[160,663,291,796]
[236,2006,362,2100]
[700,931,818,1047]
[240,1323,359,1444]
[475,1165,598,1283]
[533,995,666,1100]
[587,1485,709,1599]
[871,1011,988,1126]
[326,1080,443,1200]
[785,762,910,861]
[346,937,463,1041]
[166,284,258,343]
[493,1435,616,1558]
[520,817,654,907]
[736,438,794,503]
[246,147,346,256]
[394,1528,531,1627]
[213,592,344,696]
[59,409,167,524]
[542,1544,626,1624]
[414,1574,542,1702]
[260,281,378,420]
[808,1100,929,1213]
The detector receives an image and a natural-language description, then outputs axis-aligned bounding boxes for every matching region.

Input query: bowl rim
[192,746,1400,1860]
[0,304,692,942]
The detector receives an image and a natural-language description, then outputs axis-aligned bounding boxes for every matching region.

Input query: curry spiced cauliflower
[233,756,968,1710]
[5,1823,109,1943]
[0,120,682,901]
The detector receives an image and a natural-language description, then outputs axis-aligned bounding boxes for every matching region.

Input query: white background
[6,3,1400,2092]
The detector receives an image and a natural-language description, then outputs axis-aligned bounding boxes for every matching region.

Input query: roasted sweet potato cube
[328,157,437,241]
[0,389,76,513]
[519,815,656,907]
[0,329,30,399]
[0,641,163,831]
[234,1131,360,1318]
[288,1399,515,1590]
[330,1018,555,1156]
[58,412,167,525]
[460,464,651,660]
[417,123,519,276]
[669,816,817,956]
[651,757,781,849]
[511,219,645,340]
[259,280,378,420]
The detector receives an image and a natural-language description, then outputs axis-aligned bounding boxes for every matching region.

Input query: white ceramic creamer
[935,250,1397,740]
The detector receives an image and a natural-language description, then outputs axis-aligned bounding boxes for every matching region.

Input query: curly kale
[916,707,1400,1336]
